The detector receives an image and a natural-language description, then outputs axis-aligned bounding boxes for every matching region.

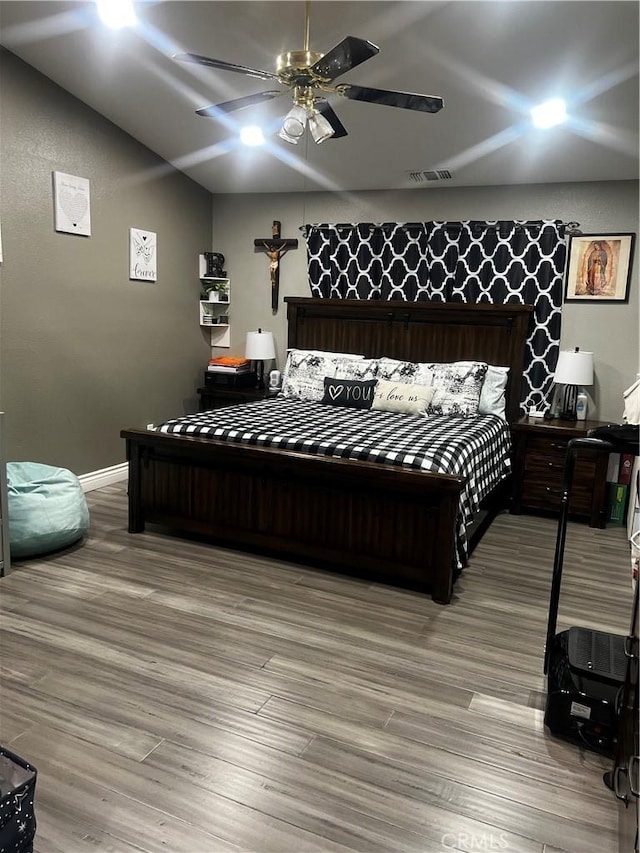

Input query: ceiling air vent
[408,169,452,183]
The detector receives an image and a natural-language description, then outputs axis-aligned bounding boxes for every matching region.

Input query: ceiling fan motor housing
[276,51,325,86]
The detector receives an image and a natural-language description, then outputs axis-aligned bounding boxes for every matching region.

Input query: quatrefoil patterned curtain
[301,219,567,412]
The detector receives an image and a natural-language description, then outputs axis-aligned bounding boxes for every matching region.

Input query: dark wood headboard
[285,297,534,423]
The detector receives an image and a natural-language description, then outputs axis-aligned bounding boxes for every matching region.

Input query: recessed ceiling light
[240,126,265,146]
[96,0,137,29]
[531,98,567,129]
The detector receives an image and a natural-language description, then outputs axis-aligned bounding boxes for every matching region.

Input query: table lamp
[245,328,276,390]
[553,347,594,420]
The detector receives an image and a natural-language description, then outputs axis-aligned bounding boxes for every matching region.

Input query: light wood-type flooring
[0,482,634,853]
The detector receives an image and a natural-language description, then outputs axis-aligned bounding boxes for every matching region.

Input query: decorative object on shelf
[203,251,226,278]
[53,171,91,236]
[129,227,157,281]
[207,284,229,302]
[245,328,276,389]
[564,233,635,303]
[198,266,231,346]
[553,347,594,421]
[254,221,298,312]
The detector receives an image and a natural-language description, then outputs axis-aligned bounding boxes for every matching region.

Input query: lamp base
[559,384,578,421]
[255,360,265,390]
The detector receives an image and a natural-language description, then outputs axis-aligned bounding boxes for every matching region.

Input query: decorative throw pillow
[377,357,434,387]
[334,357,379,382]
[321,377,377,409]
[479,365,510,418]
[427,361,488,416]
[281,351,337,401]
[371,379,435,415]
[285,348,364,360]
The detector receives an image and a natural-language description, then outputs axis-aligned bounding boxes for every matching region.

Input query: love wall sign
[53,172,91,236]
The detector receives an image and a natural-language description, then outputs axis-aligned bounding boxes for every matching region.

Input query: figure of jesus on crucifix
[254,221,298,312]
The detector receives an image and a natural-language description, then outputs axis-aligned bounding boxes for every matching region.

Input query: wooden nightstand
[197,385,273,411]
[511,416,610,528]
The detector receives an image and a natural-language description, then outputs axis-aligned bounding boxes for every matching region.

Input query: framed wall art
[129,228,157,281]
[53,171,91,236]
[564,232,635,303]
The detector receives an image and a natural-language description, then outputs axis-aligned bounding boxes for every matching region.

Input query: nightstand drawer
[524,452,599,486]
[526,434,571,458]
[520,480,593,514]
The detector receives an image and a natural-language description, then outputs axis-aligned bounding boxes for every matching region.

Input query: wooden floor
[0,482,634,853]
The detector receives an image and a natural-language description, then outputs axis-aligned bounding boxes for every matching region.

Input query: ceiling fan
[173,0,443,144]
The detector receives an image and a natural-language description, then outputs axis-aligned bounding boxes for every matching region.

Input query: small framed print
[564,232,635,303]
[53,171,91,236]
[129,228,157,281]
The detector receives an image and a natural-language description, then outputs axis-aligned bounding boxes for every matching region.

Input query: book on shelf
[207,356,251,374]
[207,365,251,373]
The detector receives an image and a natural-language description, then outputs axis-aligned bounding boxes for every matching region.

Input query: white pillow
[479,365,510,419]
[372,379,435,415]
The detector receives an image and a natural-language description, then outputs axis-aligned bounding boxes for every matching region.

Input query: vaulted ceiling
[1,1,638,194]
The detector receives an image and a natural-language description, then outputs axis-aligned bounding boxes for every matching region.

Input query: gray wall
[213,181,638,422]
[0,50,213,474]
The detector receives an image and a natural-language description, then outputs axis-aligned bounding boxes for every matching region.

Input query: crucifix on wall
[254,221,298,312]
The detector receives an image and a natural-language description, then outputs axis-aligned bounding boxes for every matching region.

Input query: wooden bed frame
[121,298,533,603]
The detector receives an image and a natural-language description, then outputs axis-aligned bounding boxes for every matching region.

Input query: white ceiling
[1,0,638,195]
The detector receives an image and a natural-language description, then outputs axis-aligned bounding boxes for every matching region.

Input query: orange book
[209,356,250,367]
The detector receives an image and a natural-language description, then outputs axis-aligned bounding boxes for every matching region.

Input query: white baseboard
[78,462,128,493]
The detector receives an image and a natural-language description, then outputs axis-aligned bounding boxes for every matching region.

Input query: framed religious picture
[564,232,635,303]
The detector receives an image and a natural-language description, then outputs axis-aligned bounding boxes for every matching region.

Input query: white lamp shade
[245,330,276,361]
[554,349,594,386]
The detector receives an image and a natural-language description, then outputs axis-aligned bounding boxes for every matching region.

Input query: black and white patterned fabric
[377,358,488,416]
[302,220,566,413]
[282,351,378,402]
[154,397,512,567]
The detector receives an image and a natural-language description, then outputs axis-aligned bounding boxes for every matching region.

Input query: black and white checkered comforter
[154,397,511,566]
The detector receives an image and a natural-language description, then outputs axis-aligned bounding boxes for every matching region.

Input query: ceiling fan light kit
[279,104,308,143]
[308,110,335,144]
[175,0,443,145]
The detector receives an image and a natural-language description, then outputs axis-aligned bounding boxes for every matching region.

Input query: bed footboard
[122,429,464,604]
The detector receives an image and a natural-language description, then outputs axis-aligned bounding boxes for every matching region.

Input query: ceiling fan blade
[314,99,348,138]
[310,36,379,82]
[173,52,278,81]
[338,84,444,114]
[196,91,283,116]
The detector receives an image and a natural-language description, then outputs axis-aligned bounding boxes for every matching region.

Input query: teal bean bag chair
[7,462,90,558]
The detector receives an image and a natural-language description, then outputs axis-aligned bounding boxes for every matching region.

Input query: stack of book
[205,356,256,388]
[207,356,251,373]
[606,450,635,524]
